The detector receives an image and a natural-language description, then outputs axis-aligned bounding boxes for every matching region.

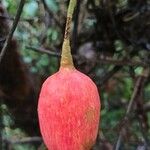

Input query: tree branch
[26,45,147,68]
[25,46,61,57]
[115,68,149,150]
[3,137,42,145]
[0,0,25,64]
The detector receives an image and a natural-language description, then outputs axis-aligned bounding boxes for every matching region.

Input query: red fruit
[38,0,100,149]
[38,67,100,150]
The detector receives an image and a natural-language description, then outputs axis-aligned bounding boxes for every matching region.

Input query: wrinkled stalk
[60,0,77,68]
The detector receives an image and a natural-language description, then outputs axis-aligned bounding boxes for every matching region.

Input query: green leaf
[134,67,143,75]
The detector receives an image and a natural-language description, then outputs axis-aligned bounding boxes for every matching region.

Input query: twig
[115,68,149,150]
[98,56,147,67]
[3,136,42,145]
[135,69,150,146]
[25,46,61,57]
[98,66,121,87]
[25,45,147,68]
[0,0,25,64]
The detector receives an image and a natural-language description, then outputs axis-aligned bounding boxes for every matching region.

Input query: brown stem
[0,0,25,64]
[60,0,77,68]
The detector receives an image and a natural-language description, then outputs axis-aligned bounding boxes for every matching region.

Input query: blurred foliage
[0,0,150,149]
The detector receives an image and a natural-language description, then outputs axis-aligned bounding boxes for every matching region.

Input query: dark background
[0,0,150,149]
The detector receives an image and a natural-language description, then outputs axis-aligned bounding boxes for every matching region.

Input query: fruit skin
[38,67,100,150]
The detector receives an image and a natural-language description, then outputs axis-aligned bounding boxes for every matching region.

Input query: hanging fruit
[38,0,101,149]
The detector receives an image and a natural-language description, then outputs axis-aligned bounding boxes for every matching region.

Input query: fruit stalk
[61,0,77,68]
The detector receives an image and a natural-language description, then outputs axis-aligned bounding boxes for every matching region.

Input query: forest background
[0,0,150,150]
